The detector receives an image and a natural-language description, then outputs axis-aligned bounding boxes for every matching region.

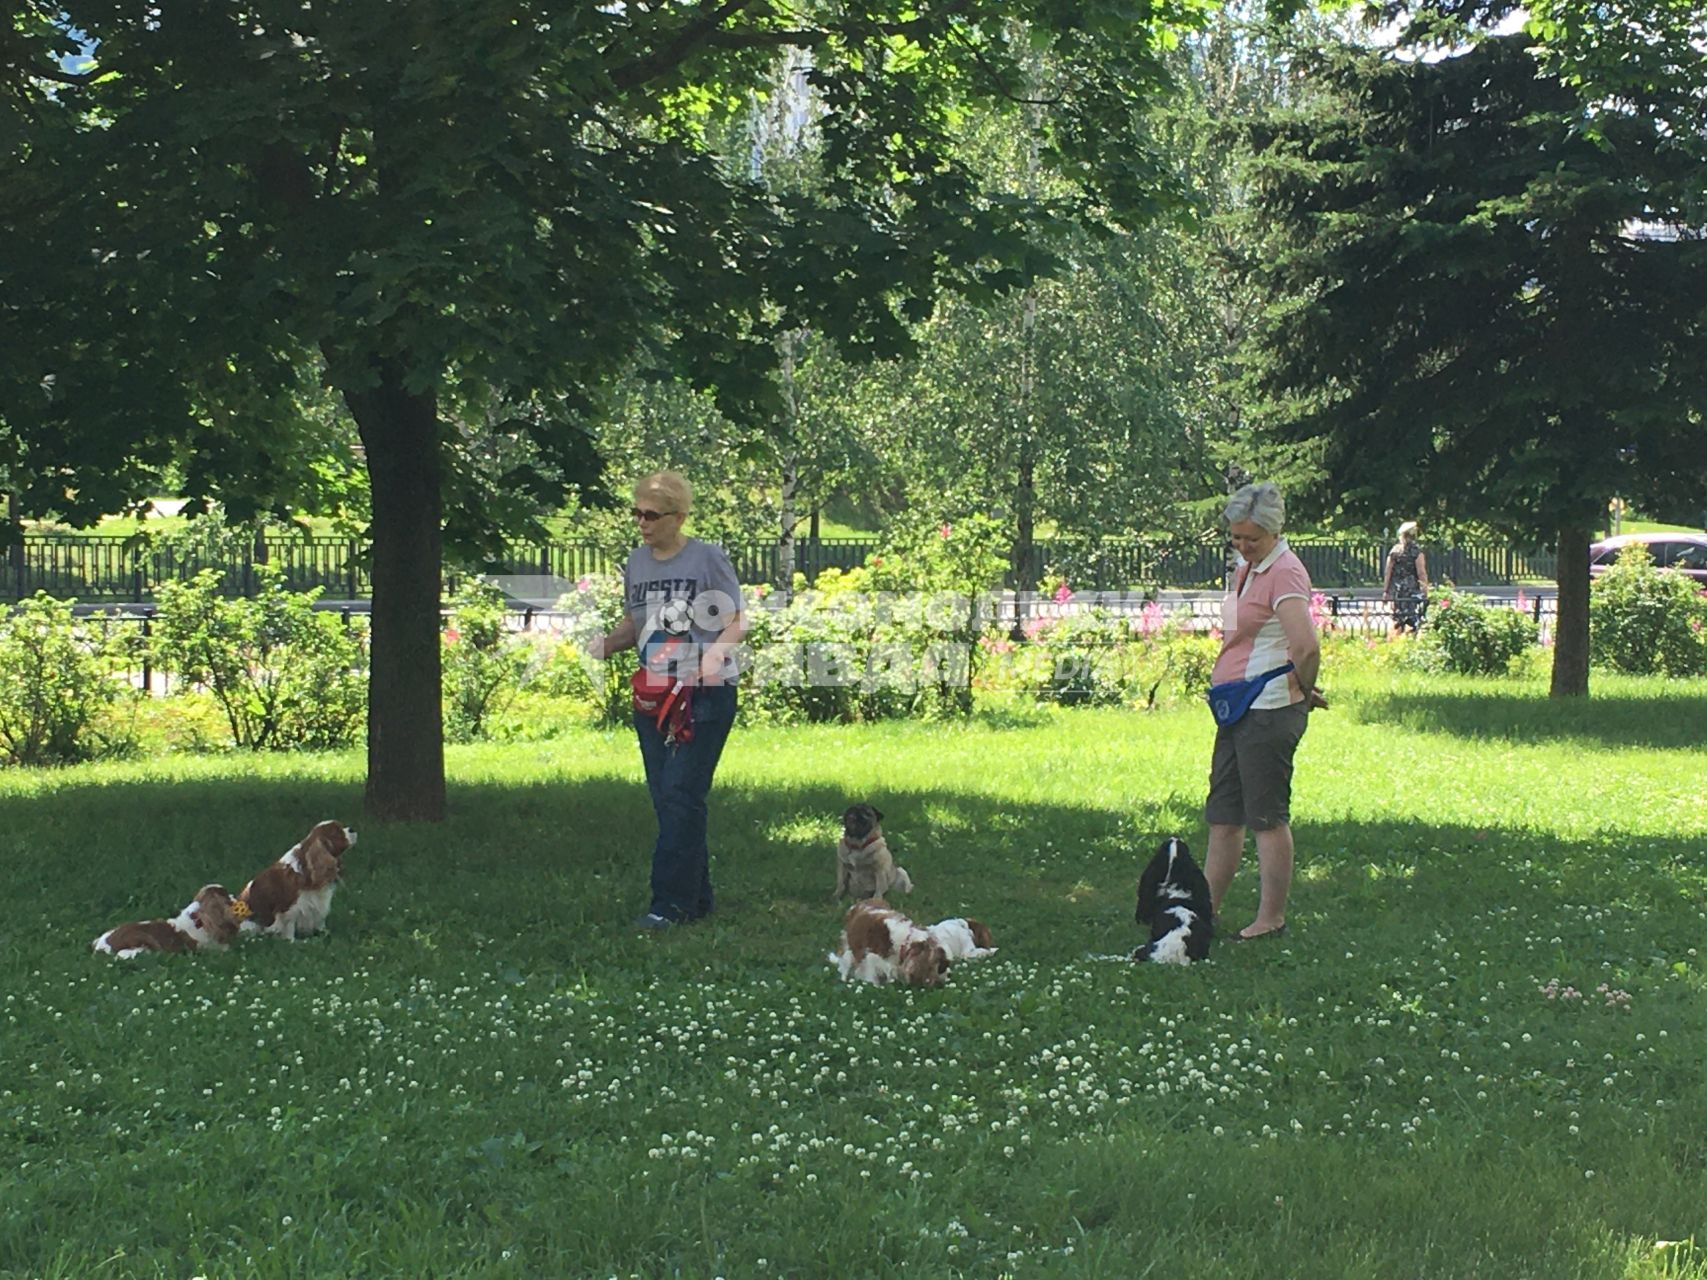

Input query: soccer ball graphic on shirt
[655,596,695,635]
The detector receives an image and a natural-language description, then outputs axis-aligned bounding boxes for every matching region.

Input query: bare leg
[1245,822,1294,935]
[1204,823,1246,915]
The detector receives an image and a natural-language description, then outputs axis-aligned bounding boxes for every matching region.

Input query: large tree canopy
[3,0,1222,818]
[1239,31,1707,695]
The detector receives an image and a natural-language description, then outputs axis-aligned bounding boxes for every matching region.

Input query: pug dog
[833,803,914,900]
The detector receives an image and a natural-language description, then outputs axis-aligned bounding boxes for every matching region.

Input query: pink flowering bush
[1417,587,1537,675]
[992,607,1216,709]
[1309,591,1331,632]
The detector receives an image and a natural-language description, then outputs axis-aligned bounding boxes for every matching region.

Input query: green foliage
[864,230,1213,561]
[742,565,987,724]
[1524,0,1707,170]
[1028,606,1132,707]
[4,0,1217,817]
[152,568,367,751]
[1,1,1208,540]
[1239,29,1707,694]
[442,580,536,743]
[1242,34,1707,539]
[0,594,127,766]
[551,573,637,728]
[1589,546,1707,676]
[992,604,1220,709]
[864,513,1009,598]
[733,517,1008,724]
[1416,588,1539,676]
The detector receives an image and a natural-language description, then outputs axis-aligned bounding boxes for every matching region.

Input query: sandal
[1233,923,1287,942]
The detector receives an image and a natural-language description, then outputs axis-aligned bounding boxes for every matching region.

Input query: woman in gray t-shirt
[591,471,746,930]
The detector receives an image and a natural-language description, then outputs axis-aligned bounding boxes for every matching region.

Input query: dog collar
[844,832,882,850]
[232,899,252,922]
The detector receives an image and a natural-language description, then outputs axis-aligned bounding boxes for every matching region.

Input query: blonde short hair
[1223,482,1285,535]
[634,471,692,516]
[1397,520,1419,543]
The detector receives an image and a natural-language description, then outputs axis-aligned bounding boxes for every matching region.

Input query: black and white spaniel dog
[1132,835,1214,965]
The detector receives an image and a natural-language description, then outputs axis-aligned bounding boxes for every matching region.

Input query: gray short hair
[635,470,693,515]
[1223,483,1285,535]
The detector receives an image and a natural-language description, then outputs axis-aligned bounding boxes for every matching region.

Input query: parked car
[1589,532,1707,583]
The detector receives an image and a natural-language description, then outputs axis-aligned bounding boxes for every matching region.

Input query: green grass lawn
[3,672,1705,1278]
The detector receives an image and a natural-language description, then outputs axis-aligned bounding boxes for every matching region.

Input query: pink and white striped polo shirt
[1211,538,1312,711]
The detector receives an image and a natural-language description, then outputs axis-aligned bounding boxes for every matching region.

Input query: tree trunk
[342,358,447,821]
[4,491,21,599]
[775,328,804,600]
[1009,282,1039,640]
[778,453,799,598]
[1549,522,1592,698]
[1013,450,1037,586]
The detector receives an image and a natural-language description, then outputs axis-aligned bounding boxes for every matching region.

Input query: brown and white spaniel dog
[923,916,997,961]
[830,900,950,987]
[238,820,357,940]
[93,884,245,958]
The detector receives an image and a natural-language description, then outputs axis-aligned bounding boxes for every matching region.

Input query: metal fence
[79,590,1560,699]
[4,533,1561,602]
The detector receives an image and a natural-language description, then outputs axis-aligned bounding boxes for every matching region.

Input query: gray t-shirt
[624,538,744,680]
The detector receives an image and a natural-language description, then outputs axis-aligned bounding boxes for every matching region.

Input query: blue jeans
[634,683,738,922]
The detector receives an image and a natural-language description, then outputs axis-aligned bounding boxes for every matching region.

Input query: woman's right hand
[589,617,637,661]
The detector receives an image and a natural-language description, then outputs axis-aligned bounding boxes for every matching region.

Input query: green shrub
[443,580,535,742]
[526,641,601,703]
[0,594,129,766]
[1001,602,1222,710]
[742,556,995,725]
[552,573,635,727]
[862,512,1009,599]
[1416,587,1538,676]
[967,594,1212,710]
[1130,620,1221,709]
[1026,605,1125,707]
[153,567,367,750]
[1589,544,1707,676]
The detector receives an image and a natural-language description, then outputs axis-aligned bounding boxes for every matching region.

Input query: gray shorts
[1205,702,1310,832]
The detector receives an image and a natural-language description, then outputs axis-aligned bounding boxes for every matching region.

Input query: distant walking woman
[1204,483,1326,942]
[1382,521,1431,634]
[590,472,746,930]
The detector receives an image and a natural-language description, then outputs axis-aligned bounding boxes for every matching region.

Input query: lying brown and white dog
[923,916,997,961]
[830,900,949,987]
[833,803,913,900]
[238,820,357,940]
[93,884,246,958]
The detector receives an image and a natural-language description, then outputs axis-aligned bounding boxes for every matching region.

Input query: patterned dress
[1388,542,1426,631]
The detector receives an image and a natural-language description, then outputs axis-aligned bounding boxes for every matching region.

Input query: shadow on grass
[1351,685,1707,750]
[0,767,1199,971]
[3,764,1702,977]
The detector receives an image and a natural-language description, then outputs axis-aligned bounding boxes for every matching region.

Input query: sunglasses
[631,508,676,522]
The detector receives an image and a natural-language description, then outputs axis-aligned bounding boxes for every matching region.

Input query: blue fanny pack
[1206,663,1295,727]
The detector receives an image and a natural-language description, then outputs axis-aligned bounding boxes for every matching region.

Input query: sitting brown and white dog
[238,820,357,940]
[93,884,246,958]
[830,900,949,987]
[833,803,913,900]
